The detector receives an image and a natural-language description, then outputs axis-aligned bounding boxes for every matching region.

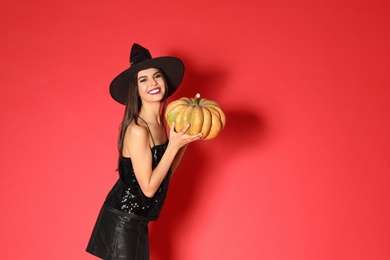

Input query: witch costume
[86,43,184,260]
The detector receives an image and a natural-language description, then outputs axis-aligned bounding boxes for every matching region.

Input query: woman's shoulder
[122,120,150,157]
[126,120,149,140]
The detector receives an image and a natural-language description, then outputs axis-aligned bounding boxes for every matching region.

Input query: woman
[86,43,202,259]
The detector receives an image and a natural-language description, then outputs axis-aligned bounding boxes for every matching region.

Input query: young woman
[86,43,202,260]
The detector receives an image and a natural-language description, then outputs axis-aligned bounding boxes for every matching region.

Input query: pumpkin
[165,93,226,140]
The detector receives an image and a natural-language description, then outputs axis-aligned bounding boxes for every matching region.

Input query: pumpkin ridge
[205,106,226,129]
[189,106,203,135]
[200,107,212,139]
[204,109,223,140]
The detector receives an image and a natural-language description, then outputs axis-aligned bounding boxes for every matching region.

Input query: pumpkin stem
[193,93,201,106]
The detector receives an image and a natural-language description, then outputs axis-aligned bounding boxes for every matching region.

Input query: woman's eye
[155,73,162,78]
[139,78,146,83]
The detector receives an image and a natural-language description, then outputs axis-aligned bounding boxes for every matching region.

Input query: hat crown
[130,43,152,66]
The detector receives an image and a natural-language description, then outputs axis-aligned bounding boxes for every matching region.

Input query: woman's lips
[148,88,161,95]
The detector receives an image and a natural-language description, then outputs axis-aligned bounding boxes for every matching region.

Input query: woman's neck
[139,103,162,124]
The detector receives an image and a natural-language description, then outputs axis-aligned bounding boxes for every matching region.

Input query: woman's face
[137,68,166,103]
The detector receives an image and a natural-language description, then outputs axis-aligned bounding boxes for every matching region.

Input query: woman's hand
[168,122,202,151]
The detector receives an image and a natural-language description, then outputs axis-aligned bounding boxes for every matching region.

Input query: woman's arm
[124,122,201,198]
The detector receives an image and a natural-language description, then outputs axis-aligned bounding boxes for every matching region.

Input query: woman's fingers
[170,122,190,135]
[190,132,203,141]
[169,121,175,133]
[180,124,191,134]
[178,124,202,141]
[169,122,202,147]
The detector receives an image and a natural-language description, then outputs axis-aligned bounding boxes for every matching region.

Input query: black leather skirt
[86,204,150,260]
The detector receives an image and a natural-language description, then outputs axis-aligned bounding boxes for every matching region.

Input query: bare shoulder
[123,120,150,156]
[126,120,149,139]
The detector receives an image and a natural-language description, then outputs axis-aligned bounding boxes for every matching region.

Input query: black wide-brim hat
[109,43,185,105]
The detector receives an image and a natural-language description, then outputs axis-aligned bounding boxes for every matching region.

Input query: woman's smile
[148,87,162,95]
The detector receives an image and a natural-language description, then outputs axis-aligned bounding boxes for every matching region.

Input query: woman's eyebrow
[138,70,160,79]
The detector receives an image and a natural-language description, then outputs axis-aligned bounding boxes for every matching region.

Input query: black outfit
[86,123,171,260]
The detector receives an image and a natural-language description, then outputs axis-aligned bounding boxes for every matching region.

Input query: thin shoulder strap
[138,117,156,147]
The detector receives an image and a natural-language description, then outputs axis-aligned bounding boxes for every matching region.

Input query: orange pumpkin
[165,94,226,140]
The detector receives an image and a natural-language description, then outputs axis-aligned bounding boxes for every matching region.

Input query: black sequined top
[104,141,171,221]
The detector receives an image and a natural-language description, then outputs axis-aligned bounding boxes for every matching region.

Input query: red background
[1,0,389,259]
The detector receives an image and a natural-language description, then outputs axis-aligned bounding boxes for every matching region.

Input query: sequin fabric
[105,142,171,221]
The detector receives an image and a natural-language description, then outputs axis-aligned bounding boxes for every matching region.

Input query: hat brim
[109,57,184,105]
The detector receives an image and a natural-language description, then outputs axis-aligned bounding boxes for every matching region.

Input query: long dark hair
[117,69,169,159]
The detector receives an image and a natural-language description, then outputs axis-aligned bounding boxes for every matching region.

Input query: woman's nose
[151,79,158,86]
